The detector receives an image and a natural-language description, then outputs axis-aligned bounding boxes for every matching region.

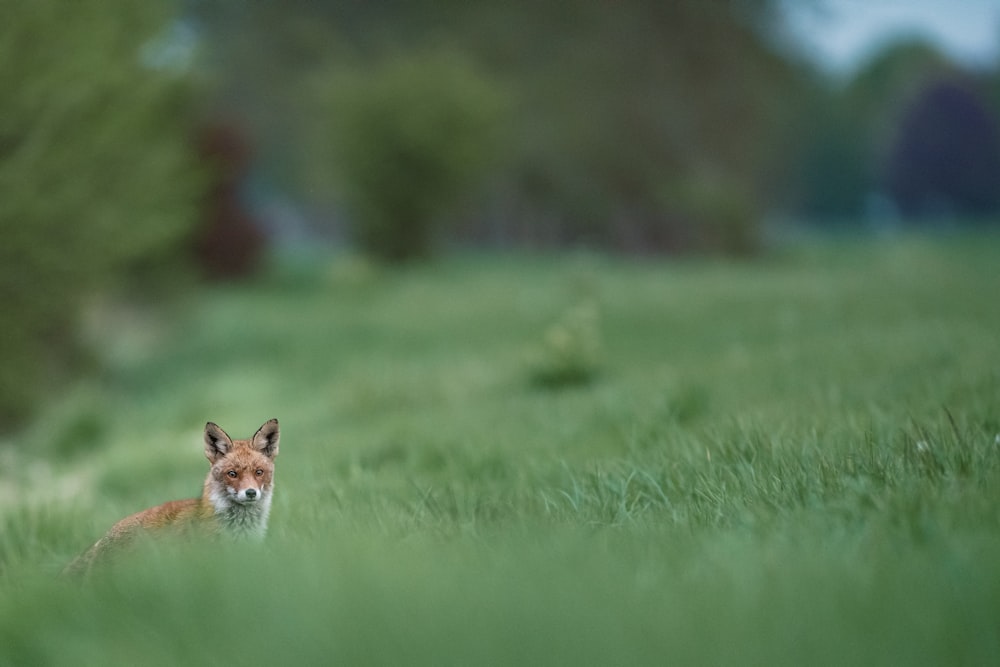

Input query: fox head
[203,419,280,514]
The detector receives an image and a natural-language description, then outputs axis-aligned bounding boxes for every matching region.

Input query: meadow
[1,234,999,665]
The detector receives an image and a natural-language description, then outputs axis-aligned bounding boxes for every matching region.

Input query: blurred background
[2,0,999,430]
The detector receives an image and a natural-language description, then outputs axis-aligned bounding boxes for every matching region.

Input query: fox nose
[245,489,257,500]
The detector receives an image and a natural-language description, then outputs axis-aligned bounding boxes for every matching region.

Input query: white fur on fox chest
[208,484,273,539]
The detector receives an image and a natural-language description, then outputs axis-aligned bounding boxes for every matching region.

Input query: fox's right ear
[204,422,233,462]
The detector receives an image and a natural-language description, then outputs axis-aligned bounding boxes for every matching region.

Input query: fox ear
[253,418,280,458]
[204,422,233,462]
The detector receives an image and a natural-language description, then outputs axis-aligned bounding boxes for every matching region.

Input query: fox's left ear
[253,419,280,458]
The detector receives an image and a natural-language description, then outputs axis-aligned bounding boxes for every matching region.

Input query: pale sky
[783,0,1000,73]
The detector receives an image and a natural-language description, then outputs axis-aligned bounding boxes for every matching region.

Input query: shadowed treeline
[192,1,1000,249]
[2,0,1000,424]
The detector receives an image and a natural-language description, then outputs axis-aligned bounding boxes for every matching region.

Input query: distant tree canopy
[787,39,1000,225]
[192,0,799,256]
[193,3,1000,249]
[0,0,204,426]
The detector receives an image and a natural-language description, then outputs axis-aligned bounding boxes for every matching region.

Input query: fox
[66,419,280,574]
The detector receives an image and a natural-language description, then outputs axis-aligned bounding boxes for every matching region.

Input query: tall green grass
[1,234,999,665]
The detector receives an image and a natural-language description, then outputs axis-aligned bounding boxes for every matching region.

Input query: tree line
[2,0,999,426]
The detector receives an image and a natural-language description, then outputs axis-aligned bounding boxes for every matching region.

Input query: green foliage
[330,52,509,261]
[190,1,797,254]
[0,506,90,578]
[488,1,793,247]
[526,302,603,388]
[2,236,1000,664]
[662,178,762,255]
[0,0,205,426]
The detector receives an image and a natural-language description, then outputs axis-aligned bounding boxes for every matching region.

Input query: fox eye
[227,470,237,478]
[255,469,264,476]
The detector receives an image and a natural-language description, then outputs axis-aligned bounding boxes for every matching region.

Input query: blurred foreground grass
[2,234,999,665]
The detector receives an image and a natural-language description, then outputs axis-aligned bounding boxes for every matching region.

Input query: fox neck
[205,482,273,540]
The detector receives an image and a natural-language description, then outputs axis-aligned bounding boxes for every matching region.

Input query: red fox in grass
[67,419,280,574]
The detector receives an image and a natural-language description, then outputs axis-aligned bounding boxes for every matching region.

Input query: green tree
[330,52,509,261]
[0,0,204,426]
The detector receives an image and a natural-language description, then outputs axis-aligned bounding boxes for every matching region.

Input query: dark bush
[886,80,1000,220]
[192,122,266,279]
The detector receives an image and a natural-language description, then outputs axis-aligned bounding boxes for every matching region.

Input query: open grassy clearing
[1,234,999,665]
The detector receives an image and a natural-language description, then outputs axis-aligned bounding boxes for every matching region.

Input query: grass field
[1,234,999,665]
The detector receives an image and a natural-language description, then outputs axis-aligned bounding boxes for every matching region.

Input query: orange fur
[66,419,279,575]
